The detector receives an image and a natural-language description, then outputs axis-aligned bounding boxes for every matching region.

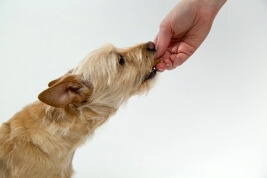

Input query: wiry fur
[0,42,157,178]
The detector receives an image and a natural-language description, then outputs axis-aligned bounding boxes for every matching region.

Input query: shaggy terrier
[0,42,158,178]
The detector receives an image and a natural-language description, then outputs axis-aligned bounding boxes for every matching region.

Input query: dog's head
[38,42,158,114]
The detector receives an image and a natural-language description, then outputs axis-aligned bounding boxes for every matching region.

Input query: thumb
[154,27,172,59]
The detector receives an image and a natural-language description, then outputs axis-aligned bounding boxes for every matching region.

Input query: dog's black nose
[146,41,156,51]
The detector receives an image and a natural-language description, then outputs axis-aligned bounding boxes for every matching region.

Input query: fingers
[156,62,166,72]
[156,58,175,71]
[156,53,190,71]
[154,23,172,59]
[155,49,172,72]
[156,58,174,72]
[170,53,189,67]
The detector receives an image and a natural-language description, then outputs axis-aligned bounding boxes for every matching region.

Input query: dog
[0,41,158,178]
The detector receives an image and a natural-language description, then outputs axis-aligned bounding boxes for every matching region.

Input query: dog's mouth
[144,59,160,81]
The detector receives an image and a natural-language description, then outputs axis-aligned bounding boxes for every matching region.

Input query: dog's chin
[143,58,160,82]
[144,66,157,82]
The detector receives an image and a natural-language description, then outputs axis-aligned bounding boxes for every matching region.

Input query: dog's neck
[19,101,118,161]
[41,101,118,140]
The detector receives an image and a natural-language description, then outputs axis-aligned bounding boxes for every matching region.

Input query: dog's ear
[48,70,73,87]
[38,75,92,108]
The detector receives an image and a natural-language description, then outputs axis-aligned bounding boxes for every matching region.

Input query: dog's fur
[0,42,158,178]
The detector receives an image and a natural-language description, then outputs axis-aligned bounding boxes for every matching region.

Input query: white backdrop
[1,0,267,178]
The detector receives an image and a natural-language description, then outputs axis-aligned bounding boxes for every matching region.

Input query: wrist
[188,0,227,17]
[202,0,226,14]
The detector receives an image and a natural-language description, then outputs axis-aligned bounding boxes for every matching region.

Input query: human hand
[154,0,226,71]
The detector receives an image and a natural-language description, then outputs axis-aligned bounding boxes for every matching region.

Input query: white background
[1,0,267,178]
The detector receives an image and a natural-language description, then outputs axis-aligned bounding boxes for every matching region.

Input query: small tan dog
[0,42,158,178]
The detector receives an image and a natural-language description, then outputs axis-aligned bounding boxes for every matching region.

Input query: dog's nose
[146,41,156,51]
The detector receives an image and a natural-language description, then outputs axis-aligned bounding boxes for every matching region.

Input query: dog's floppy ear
[48,70,73,87]
[38,74,92,108]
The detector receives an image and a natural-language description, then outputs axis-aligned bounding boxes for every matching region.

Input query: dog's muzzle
[144,42,159,81]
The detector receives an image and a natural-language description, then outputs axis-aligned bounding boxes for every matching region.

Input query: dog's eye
[118,55,125,65]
